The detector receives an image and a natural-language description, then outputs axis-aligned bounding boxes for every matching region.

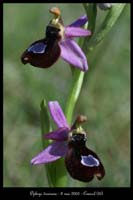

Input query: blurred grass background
[4,3,130,187]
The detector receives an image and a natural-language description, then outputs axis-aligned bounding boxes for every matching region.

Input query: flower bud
[97,3,113,10]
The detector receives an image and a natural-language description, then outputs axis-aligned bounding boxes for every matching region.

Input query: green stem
[65,70,84,124]
[83,3,97,33]
[65,4,97,125]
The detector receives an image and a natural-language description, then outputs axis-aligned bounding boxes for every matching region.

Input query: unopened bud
[97,3,113,10]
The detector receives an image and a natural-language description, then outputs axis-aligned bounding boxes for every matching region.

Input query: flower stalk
[65,70,84,124]
[65,3,97,125]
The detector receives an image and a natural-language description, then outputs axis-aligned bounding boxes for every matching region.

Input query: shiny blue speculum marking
[81,155,100,167]
[28,42,46,54]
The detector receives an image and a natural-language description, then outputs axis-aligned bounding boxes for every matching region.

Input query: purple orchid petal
[31,141,67,165]
[65,27,91,38]
[68,15,88,27]
[48,101,69,128]
[60,39,88,72]
[44,127,69,141]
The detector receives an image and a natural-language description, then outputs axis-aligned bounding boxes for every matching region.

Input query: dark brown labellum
[21,26,61,68]
[65,133,105,182]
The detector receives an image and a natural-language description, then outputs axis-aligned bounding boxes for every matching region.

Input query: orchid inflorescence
[21,6,107,185]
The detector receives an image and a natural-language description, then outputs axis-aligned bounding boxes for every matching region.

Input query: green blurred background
[4,3,130,187]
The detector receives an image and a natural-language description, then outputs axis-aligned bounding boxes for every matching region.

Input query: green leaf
[84,4,126,53]
[40,99,54,187]
[40,99,50,146]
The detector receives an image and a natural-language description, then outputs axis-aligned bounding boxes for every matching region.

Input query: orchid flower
[31,101,105,182]
[21,7,91,72]
[31,101,88,164]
